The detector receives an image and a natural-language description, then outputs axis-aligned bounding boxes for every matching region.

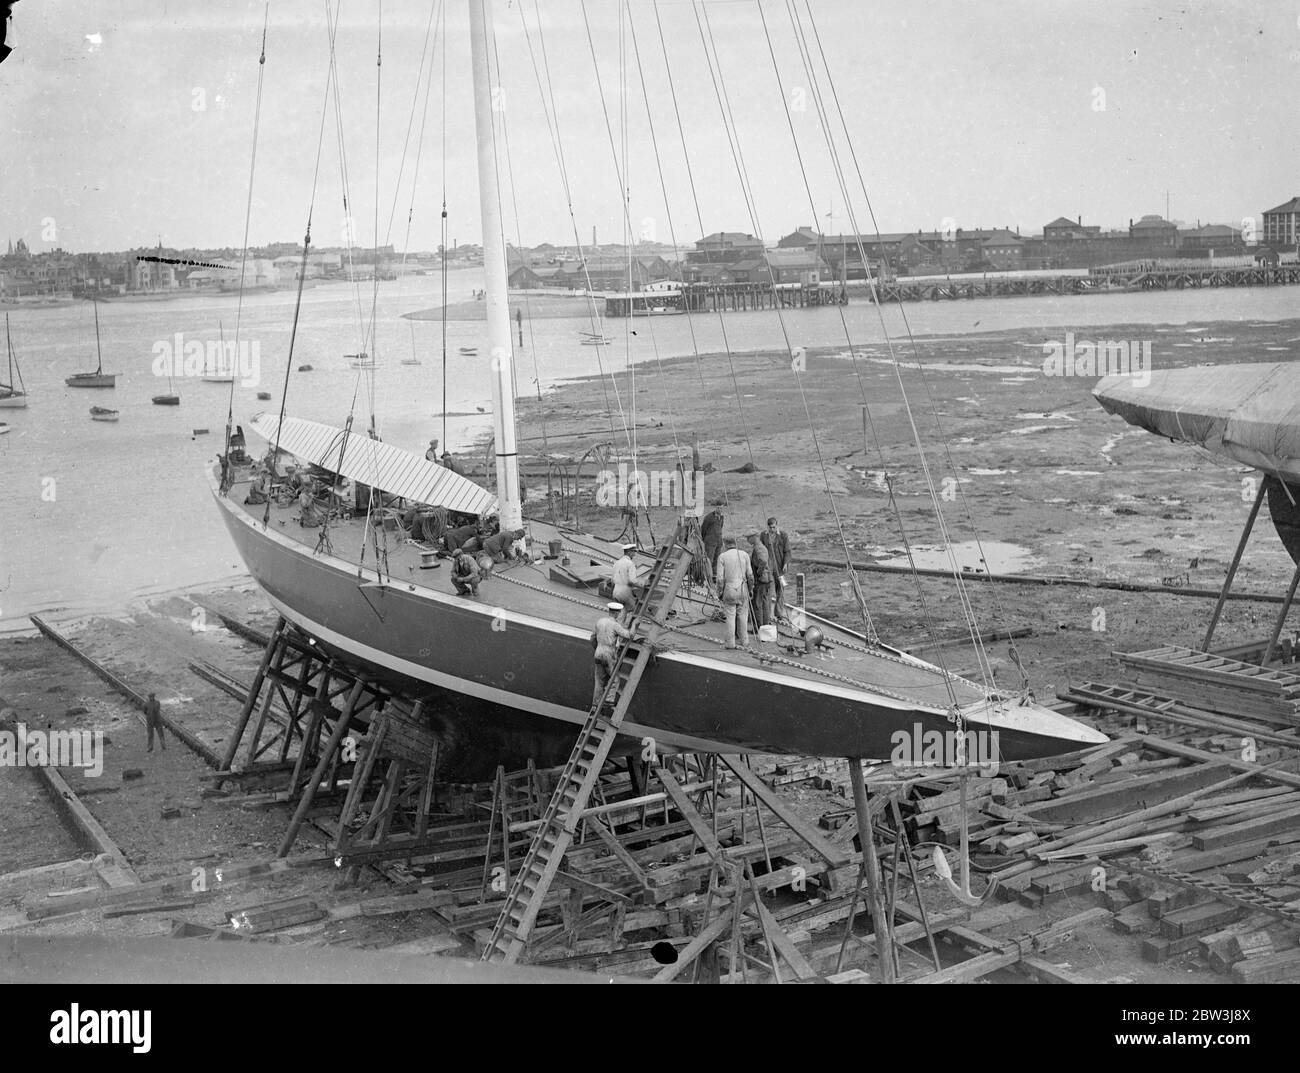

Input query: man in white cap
[610,543,639,609]
[425,438,440,462]
[590,602,634,709]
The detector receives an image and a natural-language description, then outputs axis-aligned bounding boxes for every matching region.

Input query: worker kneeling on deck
[591,602,634,710]
[716,536,754,650]
[451,550,481,596]
[482,527,527,562]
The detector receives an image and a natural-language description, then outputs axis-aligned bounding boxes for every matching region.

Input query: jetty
[606,280,844,317]
[874,260,1300,303]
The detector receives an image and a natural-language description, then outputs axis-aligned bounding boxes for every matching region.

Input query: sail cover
[1094,363,1300,482]
[249,412,499,517]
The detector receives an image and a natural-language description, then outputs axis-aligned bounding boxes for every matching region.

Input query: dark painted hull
[212,485,1097,763]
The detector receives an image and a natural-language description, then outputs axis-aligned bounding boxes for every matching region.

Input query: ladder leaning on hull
[480,523,696,964]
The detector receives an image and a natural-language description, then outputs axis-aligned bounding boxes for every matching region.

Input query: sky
[3,0,1298,255]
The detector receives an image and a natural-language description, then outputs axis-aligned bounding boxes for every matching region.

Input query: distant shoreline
[0,284,293,311]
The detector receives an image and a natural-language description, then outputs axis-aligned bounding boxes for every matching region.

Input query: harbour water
[1,273,1296,633]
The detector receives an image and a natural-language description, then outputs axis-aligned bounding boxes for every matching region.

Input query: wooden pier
[873,261,1300,303]
[605,281,845,317]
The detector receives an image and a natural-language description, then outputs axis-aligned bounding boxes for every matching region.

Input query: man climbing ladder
[481,523,697,964]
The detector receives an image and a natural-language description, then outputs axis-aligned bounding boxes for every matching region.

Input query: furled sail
[249,412,498,517]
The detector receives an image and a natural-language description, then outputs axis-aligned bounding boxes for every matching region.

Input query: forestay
[249,412,499,517]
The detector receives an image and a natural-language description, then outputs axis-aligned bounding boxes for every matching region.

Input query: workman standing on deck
[591,603,634,708]
[425,438,440,462]
[144,692,166,753]
[610,543,638,607]
[715,536,754,650]
[761,517,791,624]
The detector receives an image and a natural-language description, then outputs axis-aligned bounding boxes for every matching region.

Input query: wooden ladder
[480,525,695,964]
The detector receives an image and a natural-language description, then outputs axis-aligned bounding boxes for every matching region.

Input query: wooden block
[1158,902,1241,940]
[1231,948,1300,983]
[1113,903,1156,935]
[1004,785,1053,805]
[1142,934,1203,962]
[1231,931,1275,960]
[1147,887,1198,918]
[1104,890,1135,913]
[994,832,1039,855]
[1118,875,1158,901]
[1017,886,1044,908]
[1032,863,1100,895]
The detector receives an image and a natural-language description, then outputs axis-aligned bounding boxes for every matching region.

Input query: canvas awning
[249,412,498,517]
[1094,363,1300,482]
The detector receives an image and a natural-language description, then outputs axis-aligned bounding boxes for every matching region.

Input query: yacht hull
[212,484,1099,762]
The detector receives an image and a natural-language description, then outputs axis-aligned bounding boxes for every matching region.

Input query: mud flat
[507,316,1300,694]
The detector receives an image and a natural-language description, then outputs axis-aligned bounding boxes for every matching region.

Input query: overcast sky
[4,0,1298,254]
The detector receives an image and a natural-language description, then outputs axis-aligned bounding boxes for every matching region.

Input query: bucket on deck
[757,624,777,643]
[547,538,562,559]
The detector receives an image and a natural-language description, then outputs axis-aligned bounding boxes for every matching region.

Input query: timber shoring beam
[1203,474,1271,651]
[28,615,223,769]
[0,714,139,884]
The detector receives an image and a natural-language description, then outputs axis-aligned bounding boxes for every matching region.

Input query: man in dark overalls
[144,692,167,753]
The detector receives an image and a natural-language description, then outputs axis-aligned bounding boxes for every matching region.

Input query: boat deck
[224,468,990,715]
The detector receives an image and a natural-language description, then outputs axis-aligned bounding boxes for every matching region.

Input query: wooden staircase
[479,525,696,964]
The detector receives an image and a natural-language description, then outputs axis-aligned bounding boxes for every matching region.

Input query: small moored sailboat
[202,321,237,382]
[66,299,118,388]
[0,314,28,408]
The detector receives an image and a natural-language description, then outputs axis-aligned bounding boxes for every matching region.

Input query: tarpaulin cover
[1094,363,1300,481]
[249,412,498,517]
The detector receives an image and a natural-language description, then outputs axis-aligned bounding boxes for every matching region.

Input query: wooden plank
[914,948,1021,984]
[1019,957,1094,984]
[585,817,650,888]
[1192,806,1300,851]
[1169,829,1300,873]
[1014,763,1229,825]
[655,767,725,863]
[28,616,223,768]
[720,755,849,867]
[0,716,139,887]
[652,910,735,982]
[746,891,817,981]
